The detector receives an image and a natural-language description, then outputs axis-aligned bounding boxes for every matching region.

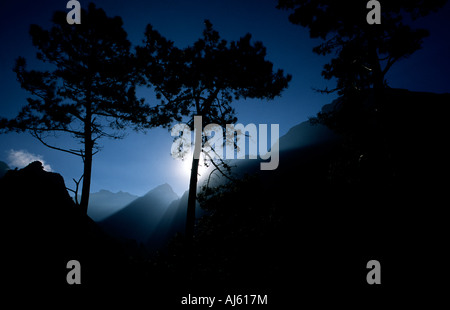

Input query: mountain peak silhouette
[87,189,139,221]
[144,182,177,197]
[99,183,179,243]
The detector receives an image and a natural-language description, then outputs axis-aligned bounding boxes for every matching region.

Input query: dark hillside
[153,88,449,304]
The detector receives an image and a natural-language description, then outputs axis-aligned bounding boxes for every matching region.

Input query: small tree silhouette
[137,20,291,241]
[0,4,153,214]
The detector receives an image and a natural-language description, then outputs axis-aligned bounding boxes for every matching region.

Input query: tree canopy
[137,20,291,127]
[277,0,447,94]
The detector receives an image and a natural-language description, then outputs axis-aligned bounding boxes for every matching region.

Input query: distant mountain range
[98,183,179,243]
[86,190,139,221]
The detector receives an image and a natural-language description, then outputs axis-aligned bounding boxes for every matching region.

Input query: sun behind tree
[136,20,292,242]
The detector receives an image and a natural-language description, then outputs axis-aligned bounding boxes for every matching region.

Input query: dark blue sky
[1,0,449,196]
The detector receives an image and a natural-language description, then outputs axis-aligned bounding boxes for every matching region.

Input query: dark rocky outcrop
[0,161,127,291]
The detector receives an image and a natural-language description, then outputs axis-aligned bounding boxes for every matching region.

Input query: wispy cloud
[7,149,52,171]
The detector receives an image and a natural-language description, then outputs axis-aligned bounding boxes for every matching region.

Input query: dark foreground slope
[151,88,449,306]
[1,88,447,307]
[0,162,132,296]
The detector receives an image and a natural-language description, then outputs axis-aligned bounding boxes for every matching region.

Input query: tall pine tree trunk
[185,156,200,241]
[79,140,93,214]
[80,98,93,215]
[185,115,202,242]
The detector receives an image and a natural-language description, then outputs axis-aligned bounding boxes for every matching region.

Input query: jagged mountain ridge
[87,189,138,221]
[98,183,179,243]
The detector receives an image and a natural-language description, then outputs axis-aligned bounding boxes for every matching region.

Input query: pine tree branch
[31,130,84,157]
[203,150,234,182]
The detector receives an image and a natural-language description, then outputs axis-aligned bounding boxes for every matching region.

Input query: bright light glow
[174,152,209,180]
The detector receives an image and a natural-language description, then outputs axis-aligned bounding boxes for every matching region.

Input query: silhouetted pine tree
[137,20,291,242]
[0,4,153,213]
